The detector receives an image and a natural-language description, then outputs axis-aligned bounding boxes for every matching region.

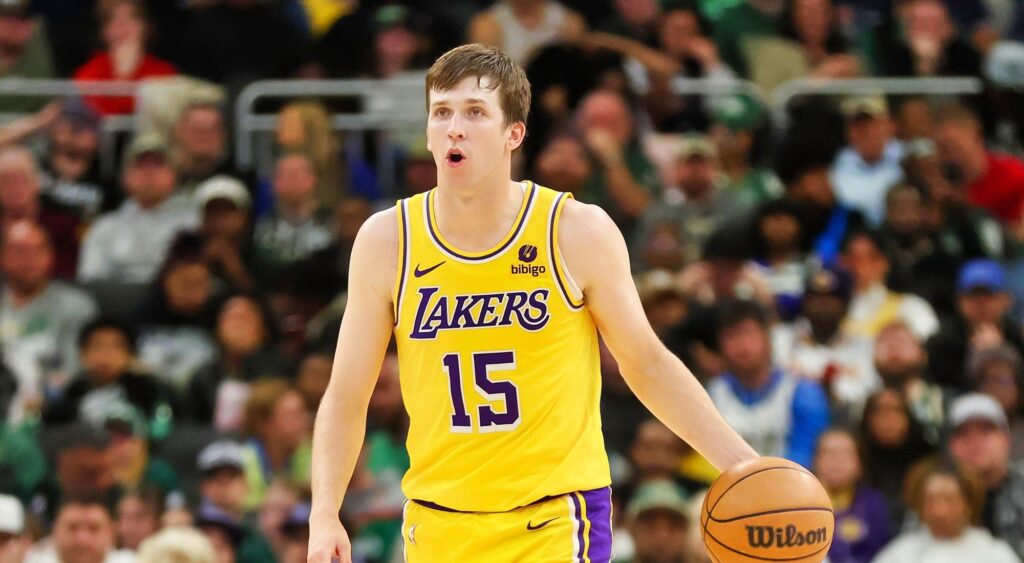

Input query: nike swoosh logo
[414,261,446,278]
[527,517,558,531]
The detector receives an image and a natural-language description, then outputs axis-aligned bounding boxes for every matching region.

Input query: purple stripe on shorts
[580,487,613,563]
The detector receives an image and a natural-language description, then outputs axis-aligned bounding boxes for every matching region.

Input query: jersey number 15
[442,351,521,433]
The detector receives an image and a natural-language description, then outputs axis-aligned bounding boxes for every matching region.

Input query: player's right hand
[307,513,353,563]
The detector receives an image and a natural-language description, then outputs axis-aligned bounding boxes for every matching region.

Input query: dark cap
[957,259,1008,293]
[804,265,853,301]
[195,502,244,546]
[58,99,102,134]
[280,502,311,537]
[702,227,750,262]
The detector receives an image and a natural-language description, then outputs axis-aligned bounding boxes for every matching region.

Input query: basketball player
[308,44,758,563]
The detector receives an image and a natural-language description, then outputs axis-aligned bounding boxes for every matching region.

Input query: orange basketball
[700,457,835,563]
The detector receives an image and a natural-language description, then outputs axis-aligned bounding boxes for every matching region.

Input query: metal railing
[770,76,984,117]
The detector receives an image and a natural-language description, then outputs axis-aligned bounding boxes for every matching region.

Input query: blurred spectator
[635,270,689,339]
[0,494,30,563]
[255,481,297,561]
[873,322,946,443]
[928,259,1024,391]
[626,419,686,492]
[967,346,1024,460]
[622,479,690,563]
[278,503,310,563]
[172,101,236,194]
[600,339,651,461]
[575,89,661,226]
[947,393,1024,558]
[193,176,257,294]
[839,230,939,340]
[644,4,732,133]
[707,300,830,467]
[713,0,784,77]
[194,503,242,563]
[42,320,175,433]
[239,379,311,510]
[813,428,891,563]
[877,182,960,313]
[362,5,433,80]
[873,463,1017,563]
[38,101,110,222]
[468,0,587,66]
[598,0,660,42]
[178,0,314,91]
[874,0,982,77]
[102,402,179,495]
[132,233,219,389]
[253,153,333,284]
[274,101,344,208]
[830,96,904,226]
[678,227,775,309]
[77,134,198,285]
[772,265,878,417]
[746,0,860,91]
[195,441,276,563]
[858,388,936,524]
[115,487,162,551]
[294,353,331,413]
[0,146,81,279]
[0,392,47,500]
[1,220,98,420]
[0,0,56,112]
[935,104,1024,236]
[187,295,293,428]
[73,0,177,116]
[534,132,592,197]
[297,196,373,298]
[346,348,407,563]
[709,95,782,211]
[137,527,216,563]
[776,145,866,265]
[751,199,809,319]
[25,494,134,563]
[633,135,741,264]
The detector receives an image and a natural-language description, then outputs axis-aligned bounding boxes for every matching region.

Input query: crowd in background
[2,0,1024,562]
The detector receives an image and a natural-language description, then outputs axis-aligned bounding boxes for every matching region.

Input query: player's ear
[507,121,526,151]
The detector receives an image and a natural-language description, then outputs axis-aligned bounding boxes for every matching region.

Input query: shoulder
[355,206,398,249]
[82,212,118,239]
[49,281,98,310]
[559,198,618,244]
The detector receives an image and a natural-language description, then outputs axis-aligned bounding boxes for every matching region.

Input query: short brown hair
[425,43,531,127]
[243,378,294,437]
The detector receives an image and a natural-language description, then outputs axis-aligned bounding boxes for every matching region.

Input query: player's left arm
[559,199,758,470]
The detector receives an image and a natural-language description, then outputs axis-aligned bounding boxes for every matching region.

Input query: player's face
[427,76,524,189]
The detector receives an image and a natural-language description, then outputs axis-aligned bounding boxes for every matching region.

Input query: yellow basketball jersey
[393,181,611,512]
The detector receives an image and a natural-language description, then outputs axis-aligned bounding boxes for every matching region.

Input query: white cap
[0,494,24,534]
[197,440,246,473]
[949,393,1009,431]
[194,175,251,210]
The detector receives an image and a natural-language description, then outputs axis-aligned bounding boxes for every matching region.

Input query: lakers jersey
[393,181,611,512]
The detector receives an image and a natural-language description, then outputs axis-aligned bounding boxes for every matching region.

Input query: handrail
[771,76,984,110]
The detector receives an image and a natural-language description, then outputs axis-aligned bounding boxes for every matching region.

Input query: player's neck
[434,176,524,252]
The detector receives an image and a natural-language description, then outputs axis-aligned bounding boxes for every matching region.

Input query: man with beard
[772,265,876,421]
[873,321,946,444]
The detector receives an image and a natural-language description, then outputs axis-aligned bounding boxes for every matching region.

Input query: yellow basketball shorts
[400,487,613,562]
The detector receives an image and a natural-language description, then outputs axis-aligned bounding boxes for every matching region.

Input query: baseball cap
[949,393,1009,431]
[197,440,246,474]
[956,259,1008,293]
[0,495,24,534]
[804,265,853,302]
[103,402,148,438]
[194,175,251,210]
[636,269,686,306]
[195,502,244,546]
[677,134,716,160]
[280,502,311,537]
[626,480,690,520]
[123,133,169,168]
[711,94,765,132]
[841,95,889,120]
[59,99,101,134]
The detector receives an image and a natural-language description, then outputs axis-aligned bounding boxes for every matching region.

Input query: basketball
[701,457,835,563]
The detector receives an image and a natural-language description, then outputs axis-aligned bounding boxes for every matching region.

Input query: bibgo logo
[511,264,546,277]
[745,525,828,549]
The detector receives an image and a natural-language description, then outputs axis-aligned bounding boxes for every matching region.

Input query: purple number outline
[440,351,521,433]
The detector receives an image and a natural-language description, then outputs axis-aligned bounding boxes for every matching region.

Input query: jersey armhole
[548,193,585,310]
[392,199,411,327]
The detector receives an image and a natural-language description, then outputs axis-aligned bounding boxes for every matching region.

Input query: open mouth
[446,148,466,167]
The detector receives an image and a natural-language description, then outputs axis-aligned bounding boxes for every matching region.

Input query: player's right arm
[307,208,398,563]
